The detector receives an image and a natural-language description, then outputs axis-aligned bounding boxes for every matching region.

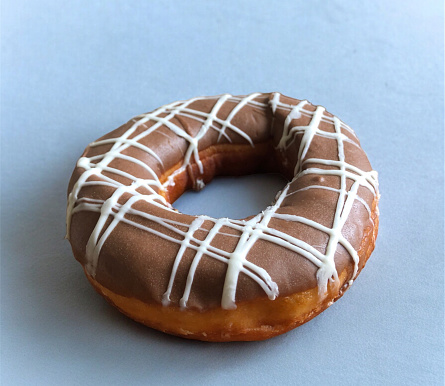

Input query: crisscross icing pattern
[66,93,379,310]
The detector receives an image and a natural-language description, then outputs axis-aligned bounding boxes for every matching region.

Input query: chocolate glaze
[67,93,379,311]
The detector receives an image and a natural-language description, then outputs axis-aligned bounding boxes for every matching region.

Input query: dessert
[66,92,379,341]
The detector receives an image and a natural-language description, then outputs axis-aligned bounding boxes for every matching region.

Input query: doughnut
[66,92,379,342]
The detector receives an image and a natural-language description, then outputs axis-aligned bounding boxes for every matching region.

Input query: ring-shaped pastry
[66,92,379,341]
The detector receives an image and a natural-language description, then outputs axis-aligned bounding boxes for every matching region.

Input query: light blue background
[1,1,443,385]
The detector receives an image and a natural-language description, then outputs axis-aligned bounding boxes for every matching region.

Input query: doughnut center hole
[173,173,288,219]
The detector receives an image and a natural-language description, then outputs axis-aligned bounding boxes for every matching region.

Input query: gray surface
[1,1,444,385]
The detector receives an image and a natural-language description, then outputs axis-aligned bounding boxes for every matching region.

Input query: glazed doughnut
[66,92,379,341]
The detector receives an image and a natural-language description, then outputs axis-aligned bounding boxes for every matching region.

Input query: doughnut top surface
[67,93,379,311]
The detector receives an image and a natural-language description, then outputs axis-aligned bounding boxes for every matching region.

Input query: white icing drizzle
[195,178,205,190]
[163,216,205,307]
[66,92,379,309]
